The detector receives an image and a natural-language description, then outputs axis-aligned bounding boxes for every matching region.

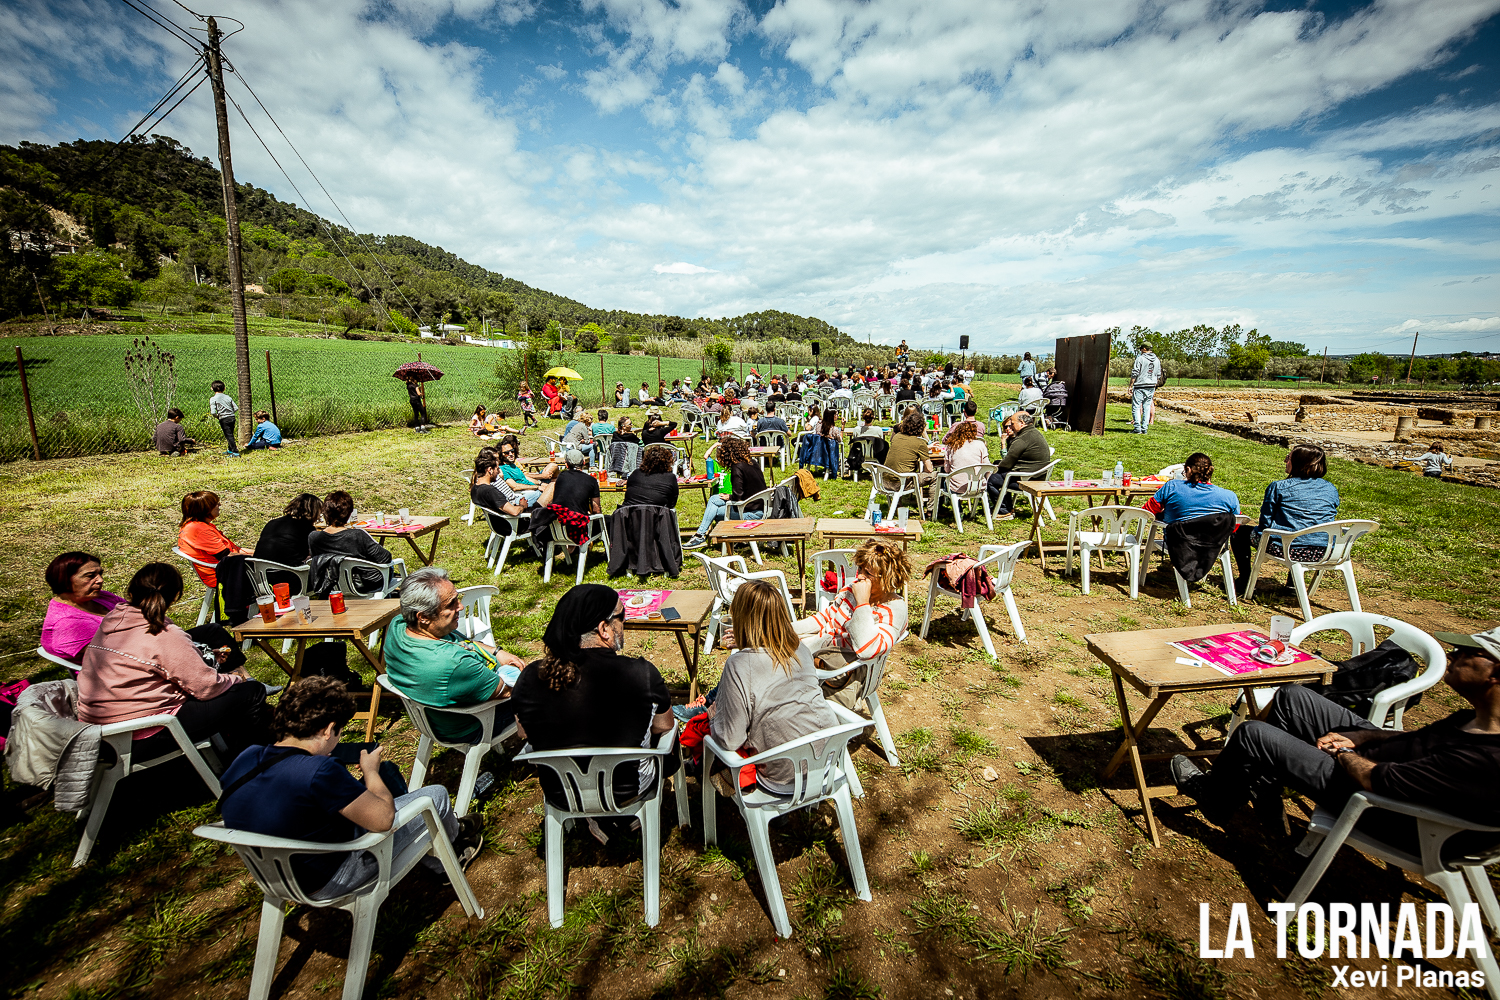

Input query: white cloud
[6,0,1500,354]
[654,261,715,273]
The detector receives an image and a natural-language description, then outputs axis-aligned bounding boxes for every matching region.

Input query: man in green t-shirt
[383,567,527,743]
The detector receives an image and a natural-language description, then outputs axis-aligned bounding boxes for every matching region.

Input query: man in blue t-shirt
[219,676,482,899]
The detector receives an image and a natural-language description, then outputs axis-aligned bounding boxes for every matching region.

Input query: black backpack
[1314,639,1422,718]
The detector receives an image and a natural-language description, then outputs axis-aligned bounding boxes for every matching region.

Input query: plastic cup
[1101,470,1111,487]
[1270,615,1296,644]
[257,599,276,623]
[897,507,910,530]
[374,511,385,526]
[399,508,411,524]
[1063,470,1074,485]
[272,582,291,607]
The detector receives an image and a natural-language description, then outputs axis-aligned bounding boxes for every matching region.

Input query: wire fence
[0,330,921,461]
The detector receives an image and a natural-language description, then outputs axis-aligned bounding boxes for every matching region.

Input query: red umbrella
[393,361,444,383]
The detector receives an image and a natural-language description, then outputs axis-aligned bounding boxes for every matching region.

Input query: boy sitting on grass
[245,410,282,451]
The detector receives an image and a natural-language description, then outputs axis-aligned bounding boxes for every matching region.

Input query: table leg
[253,637,302,682]
[1105,673,1168,847]
[1030,515,1047,573]
[403,529,441,566]
[676,629,698,701]
[349,634,386,741]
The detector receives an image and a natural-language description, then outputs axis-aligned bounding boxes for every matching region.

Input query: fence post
[265,350,278,425]
[15,347,41,461]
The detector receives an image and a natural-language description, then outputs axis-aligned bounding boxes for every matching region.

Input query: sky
[2,0,1499,355]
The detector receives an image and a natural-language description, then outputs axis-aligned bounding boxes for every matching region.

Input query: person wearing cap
[1172,627,1500,850]
[511,584,675,817]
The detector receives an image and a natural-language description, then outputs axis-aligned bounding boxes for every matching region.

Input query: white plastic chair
[36,646,81,673]
[244,558,312,654]
[990,458,1060,523]
[1064,506,1153,600]
[864,463,924,521]
[337,555,407,600]
[847,429,887,483]
[1282,791,1500,1000]
[455,584,497,644]
[690,552,796,653]
[726,486,777,565]
[172,546,218,626]
[1156,463,1186,480]
[75,713,223,866]
[919,541,1029,656]
[542,513,610,585]
[515,727,688,929]
[1230,612,1448,734]
[1141,516,1241,610]
[193,795,484,1000]
[935,462,998,533]
[814,646,904,768]
[876,393,896,420]
[458,471,476,525]
[476,503,531,578]
[376,672,515,816]
[809,549,857,614]
[1244,520,1379,621]
[756,429,789,469]
[700,702,872,939]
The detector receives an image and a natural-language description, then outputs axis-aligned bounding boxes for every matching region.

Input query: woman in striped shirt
[795,539,909,706]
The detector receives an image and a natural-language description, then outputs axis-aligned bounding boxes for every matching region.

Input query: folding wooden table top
[232,598,402,741]
[356,515,449,566]
[621,589,715,700]
[1087,622,1337,847]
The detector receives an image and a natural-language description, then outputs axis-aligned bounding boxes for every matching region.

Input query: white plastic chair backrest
[36,646,81,673]
[810,549,857,613]
[866,463,908,495]
[244,558,309,599]
[1289,612,1445,718]
[756,430,788,450]
[728,486,776,519]
[1279,519,1379,566]
[691,552,752,604]
[456,585,496,643]
[946,463,996,497]
[976,540,1030,591]
[172,546,217,571]
[726,713,868,807]
[516,729,676,814]
[1158,463,1186,480]
[194,820,403,908]
[998,458,1060,493]
[337,557,395,598]
[1071,506,1152,546]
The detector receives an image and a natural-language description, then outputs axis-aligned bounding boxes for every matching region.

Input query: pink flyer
[1168,629,1316,676]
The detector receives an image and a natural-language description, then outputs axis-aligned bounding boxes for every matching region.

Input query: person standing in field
[1130,342,1162,435]
[406,377,430,431]
[209,380,239,456]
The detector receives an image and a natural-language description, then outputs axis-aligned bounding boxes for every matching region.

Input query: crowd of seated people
[684,437,765,550]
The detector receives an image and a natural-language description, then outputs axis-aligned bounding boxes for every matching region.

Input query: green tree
[486,329,555,400]
[610,328,633,355]
[573,324,600,352]
[1222,341,1269,380]
[51,251,137,308]
[704,336,734,379]
[1268,340,1309,357]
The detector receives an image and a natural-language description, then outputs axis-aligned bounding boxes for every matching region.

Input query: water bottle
[1114,459,1124,483]
[719,472,733,495]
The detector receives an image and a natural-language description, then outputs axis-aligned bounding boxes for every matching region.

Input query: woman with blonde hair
[795,539,909,686]
[708,581,838,794]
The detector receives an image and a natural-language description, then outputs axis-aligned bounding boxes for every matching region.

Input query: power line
[113,0,200,50]
[81,53,206,180]
[218,87,395,322]
[222,57,426,322]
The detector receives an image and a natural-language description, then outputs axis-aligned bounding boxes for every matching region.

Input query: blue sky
[3,0,1498,354]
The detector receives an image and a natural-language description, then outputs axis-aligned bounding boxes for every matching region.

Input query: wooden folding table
[357,515,449,566]
[816,516,923,551]
[1016,480,1158,572]
[231,598,402,740]
[1087,623,1336,847]
[622,590,715,700]
[708,516,817,606]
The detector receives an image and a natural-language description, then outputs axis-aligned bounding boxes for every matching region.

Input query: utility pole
[1320,346,1328,383]
[205,17,252,446]
[1405,332,1419,383]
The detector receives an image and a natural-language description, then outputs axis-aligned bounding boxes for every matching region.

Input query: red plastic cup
[272,583,291,607]
[329,591,347,615]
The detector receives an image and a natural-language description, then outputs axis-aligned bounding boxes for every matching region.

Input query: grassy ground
[0,379,1495,999]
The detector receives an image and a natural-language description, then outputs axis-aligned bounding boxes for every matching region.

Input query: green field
[0,330,731,461]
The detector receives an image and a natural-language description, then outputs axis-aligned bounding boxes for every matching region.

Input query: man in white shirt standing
[1130,342,1162,435]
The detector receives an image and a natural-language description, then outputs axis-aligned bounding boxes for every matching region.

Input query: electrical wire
[220,89,395,322]
[222,57,426,322]
[113,0,200,50]
[80,53,206,180]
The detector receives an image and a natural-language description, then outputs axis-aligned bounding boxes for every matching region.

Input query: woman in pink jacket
[79,562,269,761]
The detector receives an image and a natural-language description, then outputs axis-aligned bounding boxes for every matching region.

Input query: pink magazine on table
[1168,629,1316,676]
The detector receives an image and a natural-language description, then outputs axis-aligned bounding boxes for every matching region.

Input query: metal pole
[16,347,41,461]
[205,17,253,447]
[1320,346,1328,383]
[265,350,278,425]
[1405,332,1418,383]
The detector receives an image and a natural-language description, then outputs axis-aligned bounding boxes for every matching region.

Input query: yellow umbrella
[544,366,584,380]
